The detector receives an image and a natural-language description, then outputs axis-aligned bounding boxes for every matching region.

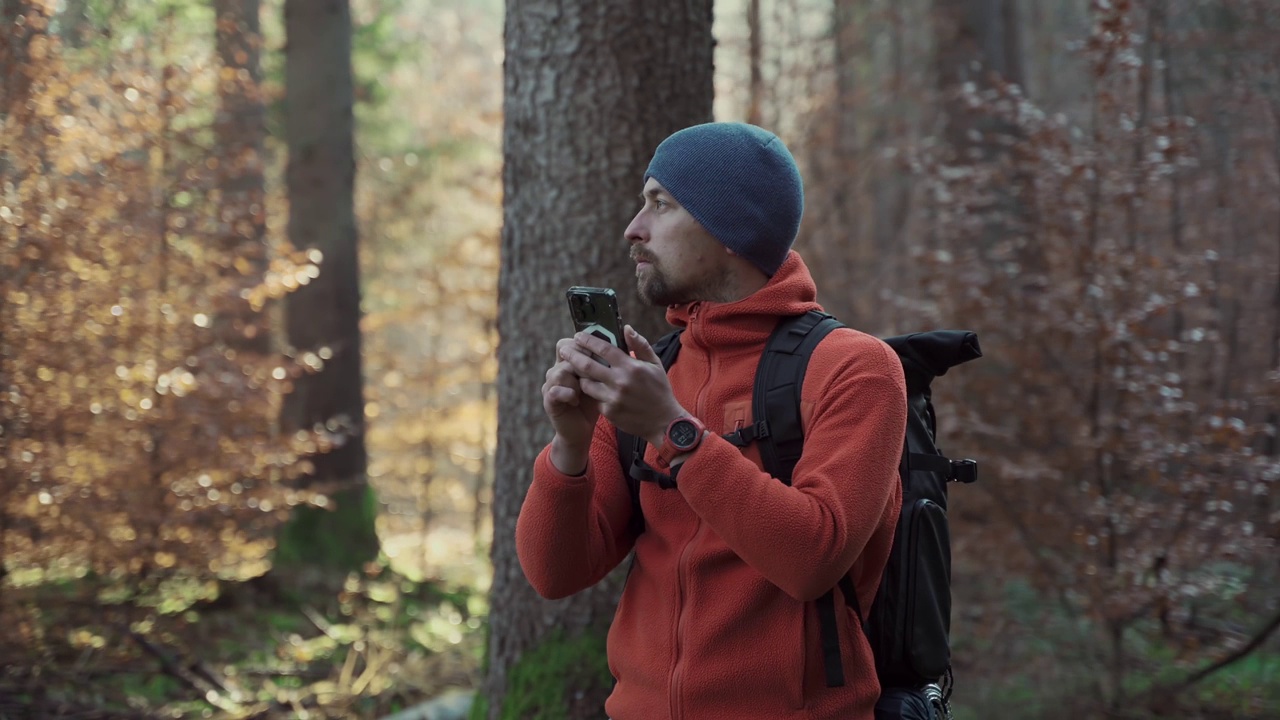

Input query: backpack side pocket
[903,498,951,682]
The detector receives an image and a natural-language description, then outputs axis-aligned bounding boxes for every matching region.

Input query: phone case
[566,286,625,352]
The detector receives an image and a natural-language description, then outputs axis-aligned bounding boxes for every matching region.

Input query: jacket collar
[663,250,824,354]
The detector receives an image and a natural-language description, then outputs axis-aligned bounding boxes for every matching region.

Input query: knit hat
[643,122,804,277]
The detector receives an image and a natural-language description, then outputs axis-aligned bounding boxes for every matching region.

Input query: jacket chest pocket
[722,400,763,467]
[721,399,815,437]
[722,400,751,436]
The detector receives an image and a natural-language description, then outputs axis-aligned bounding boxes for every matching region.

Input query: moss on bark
[472,628,611,720]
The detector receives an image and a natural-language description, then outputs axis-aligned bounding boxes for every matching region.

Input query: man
[516,122,907,719]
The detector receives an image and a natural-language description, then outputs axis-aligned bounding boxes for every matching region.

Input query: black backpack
[617,311,982,712]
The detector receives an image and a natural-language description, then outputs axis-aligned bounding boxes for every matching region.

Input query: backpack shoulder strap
[753,311,854,689]
[753,310,844,485]
[616,329,683,538]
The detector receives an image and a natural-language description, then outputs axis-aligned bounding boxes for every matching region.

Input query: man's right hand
[542,337,599,474]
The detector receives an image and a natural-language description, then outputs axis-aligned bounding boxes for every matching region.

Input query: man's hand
[560,325,689,447]
[542,338,600,474]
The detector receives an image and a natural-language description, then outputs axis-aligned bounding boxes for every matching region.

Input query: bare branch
[1148,608,1280,702]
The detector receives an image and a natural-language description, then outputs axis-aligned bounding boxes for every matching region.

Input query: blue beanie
[644,122,804,277]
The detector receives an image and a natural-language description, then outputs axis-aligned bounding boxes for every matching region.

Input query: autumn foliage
[3,1,493,716]
[3,0,1279,718]
[761,0,1280,715]
[1,0,332,637]
[815,0,1280,714]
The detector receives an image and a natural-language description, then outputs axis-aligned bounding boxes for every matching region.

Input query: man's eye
[655,199,668,209]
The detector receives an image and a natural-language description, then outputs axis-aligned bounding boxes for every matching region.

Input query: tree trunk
[747,0,764,126]
[869,0,911,331]
[827,0,861,322]
[53,0,93,48]
[932,0,1027,279]
[1,0,50,114]
[0,0,55,602]
[278,0,378,571]
[933,0,1024,159]
[213,0,269,354]
[484,1,714,717]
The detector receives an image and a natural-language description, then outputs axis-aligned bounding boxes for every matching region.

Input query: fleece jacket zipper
[669,303,710,720]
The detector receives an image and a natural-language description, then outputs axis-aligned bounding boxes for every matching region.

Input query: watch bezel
[666,417,703,451]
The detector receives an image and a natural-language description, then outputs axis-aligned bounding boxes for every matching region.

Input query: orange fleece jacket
[516,252,907,720]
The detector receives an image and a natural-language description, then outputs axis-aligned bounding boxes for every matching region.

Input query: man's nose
[624,210,646,244]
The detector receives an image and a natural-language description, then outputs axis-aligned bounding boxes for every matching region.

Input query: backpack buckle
[722,420,770,447]
[949,459,977,484]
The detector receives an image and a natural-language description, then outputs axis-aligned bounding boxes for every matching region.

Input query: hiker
[517,122,909,719]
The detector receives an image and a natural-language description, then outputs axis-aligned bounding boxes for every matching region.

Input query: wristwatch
[655,416,707,469]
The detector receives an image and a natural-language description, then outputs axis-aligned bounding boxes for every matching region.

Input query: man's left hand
[560,325,688,447]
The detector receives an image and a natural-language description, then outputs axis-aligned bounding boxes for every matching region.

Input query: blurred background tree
[2,0,1278,718]
[273,0,380,571]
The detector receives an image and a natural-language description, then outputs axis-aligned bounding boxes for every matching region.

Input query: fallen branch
[0,684,161,720]
[121,626,242,713]
[1166,608,1280,692]
[301,605,338,640]
[235,667,332,680]
[1138,607,1280,709]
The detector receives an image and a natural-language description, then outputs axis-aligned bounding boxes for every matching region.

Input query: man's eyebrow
[640,188,665,201]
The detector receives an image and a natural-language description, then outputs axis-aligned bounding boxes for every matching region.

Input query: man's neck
[675,260,772,305]
[717,268,769,303]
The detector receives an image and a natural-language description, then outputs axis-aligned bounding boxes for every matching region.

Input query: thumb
[625,325,661,365]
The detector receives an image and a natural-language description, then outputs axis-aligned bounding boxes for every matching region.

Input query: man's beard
[636,261,731,306]
[636,263,686,306]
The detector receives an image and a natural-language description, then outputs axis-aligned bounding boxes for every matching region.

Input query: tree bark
[931,0,1028,277]
[0,0,56,603]
[1,0,51,114]
[484,1,714,716]
[933,0,1024,160]
[827,0,861,321]
[52,0,93,48]
[278,0,378,570]
[747,0,764,126]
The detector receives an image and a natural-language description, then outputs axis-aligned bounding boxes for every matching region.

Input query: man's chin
[635,278,664,307]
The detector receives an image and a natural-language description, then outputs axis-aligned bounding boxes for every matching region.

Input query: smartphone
[566,286,627,363]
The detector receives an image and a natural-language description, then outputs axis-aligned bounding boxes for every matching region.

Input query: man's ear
[724,246,737,256]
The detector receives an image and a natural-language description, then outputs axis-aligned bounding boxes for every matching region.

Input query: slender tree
[933,0,1024,159]
[747,0,765,127]
[278,0,378,570]
[213,0,269,354]
[0,0,56,601]
[827,0,863,322]
[483,1,714,716]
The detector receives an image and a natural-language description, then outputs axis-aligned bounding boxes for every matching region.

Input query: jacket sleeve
[515,416,637,600]
[675,337,907,601]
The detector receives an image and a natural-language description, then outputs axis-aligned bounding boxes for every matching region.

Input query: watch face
[669,419,700,449]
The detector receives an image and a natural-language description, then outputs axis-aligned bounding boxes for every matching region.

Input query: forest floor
[4,525,1277,719]
[1,555,484,720]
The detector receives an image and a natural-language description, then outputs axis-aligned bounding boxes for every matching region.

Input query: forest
[1,0,1278,718]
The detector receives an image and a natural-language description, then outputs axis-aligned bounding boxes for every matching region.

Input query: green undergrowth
[2,555,485,719]
[470,629,611,720]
